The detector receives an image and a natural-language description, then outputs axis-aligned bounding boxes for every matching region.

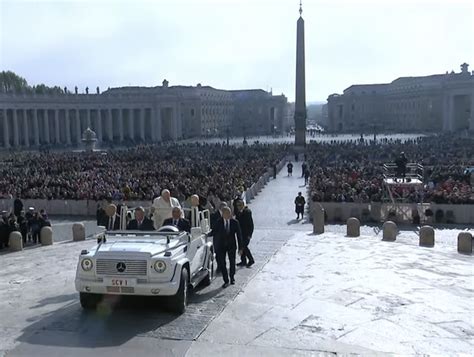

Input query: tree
[0,71,29,92]
[33,84,63,95]
[0,71,64,94]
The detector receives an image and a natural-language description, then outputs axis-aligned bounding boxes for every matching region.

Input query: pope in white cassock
[152,189,182,229]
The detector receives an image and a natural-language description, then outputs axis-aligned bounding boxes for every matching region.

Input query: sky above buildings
[0,0,472,102]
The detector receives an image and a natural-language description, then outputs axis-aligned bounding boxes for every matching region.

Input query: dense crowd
[307,135,473,204]
[0,199,51,249]
[0,143,288,203]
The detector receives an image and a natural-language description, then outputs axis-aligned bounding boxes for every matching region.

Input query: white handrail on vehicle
[117,205,210,233]
[182,207,210,232]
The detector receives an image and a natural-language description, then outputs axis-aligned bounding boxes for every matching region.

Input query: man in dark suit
[101,204,121,231]
[127,207,155,231]
[211,206,243,288]
[234,199,255,268]
[163,207,191,233]
[210,202,228,275]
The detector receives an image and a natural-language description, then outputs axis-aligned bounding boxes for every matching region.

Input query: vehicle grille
[96,259,147,276]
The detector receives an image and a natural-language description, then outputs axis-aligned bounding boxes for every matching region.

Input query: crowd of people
[0,142,288,203]
[0,199,51,250]
[307,135,473,204]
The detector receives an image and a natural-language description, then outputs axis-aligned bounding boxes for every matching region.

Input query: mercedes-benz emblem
[116,262,126,273]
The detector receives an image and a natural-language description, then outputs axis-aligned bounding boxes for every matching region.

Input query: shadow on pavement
[18,296,179,348]
[190,286,225,303]
[17,277,233,349]
[31,293,78,309]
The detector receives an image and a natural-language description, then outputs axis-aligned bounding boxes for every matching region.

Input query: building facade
[231,90,289,136]
[0,81,288,149]
[328,63,474,133]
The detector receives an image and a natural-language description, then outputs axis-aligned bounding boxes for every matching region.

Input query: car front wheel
[170,268,188,314]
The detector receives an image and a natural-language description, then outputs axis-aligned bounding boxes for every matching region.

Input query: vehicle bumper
[75,278,179,296]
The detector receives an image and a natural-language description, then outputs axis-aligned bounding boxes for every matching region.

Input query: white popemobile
[75,206,214,314]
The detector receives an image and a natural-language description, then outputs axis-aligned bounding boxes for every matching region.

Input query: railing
[244,156,288,203]
[383,162,424,181]
[118,205,210,232]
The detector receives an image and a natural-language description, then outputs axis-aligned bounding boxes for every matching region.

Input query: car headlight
[81,258,93,271]
[154,260,167,273]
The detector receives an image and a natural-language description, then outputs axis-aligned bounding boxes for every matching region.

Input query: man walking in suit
[210,202,228,275]
[234,199,255,268]
[211,207,243,288]
[127,207,155,231]
[163,207,191,233]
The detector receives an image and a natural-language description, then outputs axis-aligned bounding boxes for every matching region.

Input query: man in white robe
[152,189,182,229]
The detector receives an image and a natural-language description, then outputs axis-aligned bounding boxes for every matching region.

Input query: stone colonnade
[0,106,179,148]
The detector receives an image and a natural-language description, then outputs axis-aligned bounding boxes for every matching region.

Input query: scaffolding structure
[382,163,427,223]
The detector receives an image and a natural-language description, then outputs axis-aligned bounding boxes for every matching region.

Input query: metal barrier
[118,205,210,231]
[245,156,288,203]
[383,162,423,181]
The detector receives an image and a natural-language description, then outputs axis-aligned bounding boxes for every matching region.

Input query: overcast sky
[0,0,472,102]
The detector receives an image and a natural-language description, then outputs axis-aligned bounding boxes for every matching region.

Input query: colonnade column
[173,104,179,140]
[107,109,113,141]
[75,109,81,144]
[86,109,91,129]
[128,109,134,140]
[139,108,145,141]
[176,104,182,139]
[449,95,455,131]
[96,109,103,142]
[118,108,124,142]
[2,109,9,148]
[150,108,156,142]
[33,109,40,146]
[23,109,29,147]
[54,109,60,144]
[12,109,19,147]
[44,109,50,143]
[65,109,71,145]
[156,106,162,142]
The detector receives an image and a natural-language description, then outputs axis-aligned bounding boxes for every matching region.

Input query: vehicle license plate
[105,278,136,287]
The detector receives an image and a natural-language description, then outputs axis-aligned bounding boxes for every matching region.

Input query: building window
[191,109,195,116]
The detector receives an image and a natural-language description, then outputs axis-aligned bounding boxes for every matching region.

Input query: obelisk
[294,0,306,147]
